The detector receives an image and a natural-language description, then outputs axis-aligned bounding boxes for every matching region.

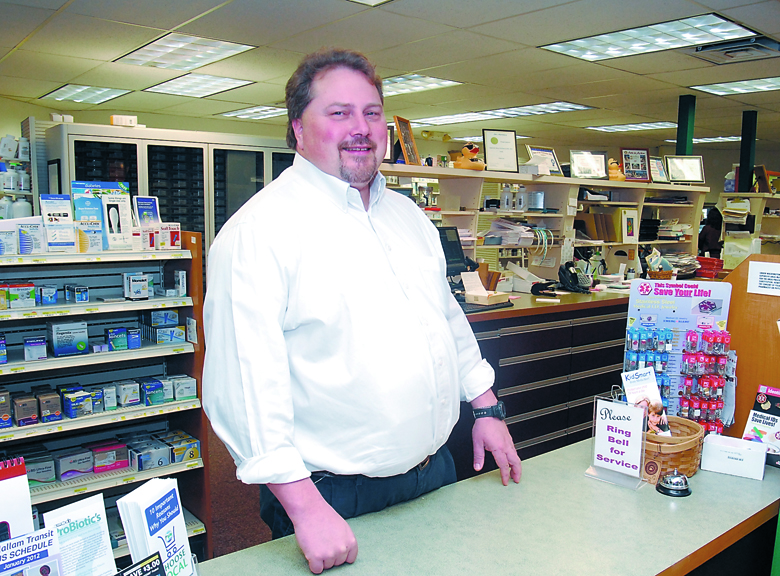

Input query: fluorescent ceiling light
[665,136,742,143]
[347,0,394,5]
[383,74,460,96]
[454,135,530,142]
[40,84,131,104]
[117,33,254,71]
[691,76,780,95]
[541,14,756,61]
[587,121,677,132]
[145,74,252,98]
[412,101,590,126]
[222,106,287,120]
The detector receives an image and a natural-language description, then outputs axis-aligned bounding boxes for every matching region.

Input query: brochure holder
[585,396,646,490]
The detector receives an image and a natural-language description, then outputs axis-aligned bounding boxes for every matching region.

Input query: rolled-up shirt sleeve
[203,218,309,485]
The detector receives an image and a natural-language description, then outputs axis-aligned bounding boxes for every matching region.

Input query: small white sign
[592,398,644,478]
[747,261,780,296]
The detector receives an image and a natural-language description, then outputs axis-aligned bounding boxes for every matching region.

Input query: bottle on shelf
[12,195,32,218]
[17,137,30,162]
[500,184,513,210]
[0,194,12,219]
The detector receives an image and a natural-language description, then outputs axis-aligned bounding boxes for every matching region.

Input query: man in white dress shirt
[202,48,521,574]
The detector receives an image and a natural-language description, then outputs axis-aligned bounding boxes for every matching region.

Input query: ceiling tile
[0,0,71,8]
[0,76,62,98]
[271,10,455,54]
[22,12,164,61]
[195,47,304,83]
[598,51,714,75]
[649,58,780,87]
[178,0,366,46]
[379,0,574,29]
[368,30,521,71]
[65,0,228,29]
[385,83,516,107]
[526,76,679,102]
[70,62,183,90]
[202,82,286,106]
[0,3,55,48]
[721,1,780,36]
[581,88,690,109]
[0,50,102,82]
[155,98,248,116]
[470,0,704,48]
[92,90,193,112]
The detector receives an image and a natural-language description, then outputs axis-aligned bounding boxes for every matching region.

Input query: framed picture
[383,125,394,162]
[569,150,608,179]
[665,155,705,184]
[393,116,421,166]
[620,148,651,182]
[753,165,772,193]
[482,129,519,172]
[648,156,669,183]
[525,145,562,176]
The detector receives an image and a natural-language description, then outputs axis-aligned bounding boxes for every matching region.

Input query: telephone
[558,261,591,294]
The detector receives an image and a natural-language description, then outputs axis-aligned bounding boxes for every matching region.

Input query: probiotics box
[63,390,93,418]
[51,447,93,480]
[13,395,38,426]
[8,283,36,309]
[47,321,89,357]
[24,336,47,361]
[105,327,128,351]
[37,391,62,423]
[116,381,140,407]
[86,441,129,473]
[0,387,11,429]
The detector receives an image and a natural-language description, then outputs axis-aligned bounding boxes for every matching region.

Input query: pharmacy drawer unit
[0,232,213,560]
[446,302,628,480]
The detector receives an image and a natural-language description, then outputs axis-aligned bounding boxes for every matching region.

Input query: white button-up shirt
[203,155,493,485]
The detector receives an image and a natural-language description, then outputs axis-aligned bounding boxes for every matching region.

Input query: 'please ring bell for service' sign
[587,398,645,488]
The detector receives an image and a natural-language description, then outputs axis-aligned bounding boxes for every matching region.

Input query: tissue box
[465,291,511,305]
[701,435,766,481]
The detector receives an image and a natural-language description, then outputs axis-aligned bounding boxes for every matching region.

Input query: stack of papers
[488,219,535,246]
[657,219,692,241]
[664,252,700,277]
[723,199,750,225]
[117,478,194,576]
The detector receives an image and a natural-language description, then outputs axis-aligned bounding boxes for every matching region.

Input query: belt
[313,454,433,480]
[417,455,431,471]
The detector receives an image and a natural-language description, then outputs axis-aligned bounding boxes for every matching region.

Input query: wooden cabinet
[0,232,211,560]
[445,303,628,480]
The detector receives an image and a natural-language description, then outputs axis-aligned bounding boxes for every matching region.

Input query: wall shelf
[0,297,192,323]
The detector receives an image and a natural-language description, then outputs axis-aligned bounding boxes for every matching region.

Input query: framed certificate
[665,155,705,184]
[393,116,421,166]
[482,129,519,172]
[569,150,608,179]
[620,148,651,182]
[525,145,562,176]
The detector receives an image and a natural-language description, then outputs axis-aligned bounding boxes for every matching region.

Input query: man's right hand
[268,478,358,574]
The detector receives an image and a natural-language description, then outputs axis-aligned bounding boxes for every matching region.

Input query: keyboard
[458,300,515,314]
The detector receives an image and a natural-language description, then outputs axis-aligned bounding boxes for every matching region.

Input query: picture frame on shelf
[393,116,421,166]
[569,150,608,179]
[620,148,651,182]
[482,129,519,173]
[665,155,705,184]
[753,165,772,193]
[649,156,669,183]
[525,144,562,176]
[383,126,394,162]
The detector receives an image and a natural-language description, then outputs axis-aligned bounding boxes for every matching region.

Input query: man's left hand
[472,417,522,485]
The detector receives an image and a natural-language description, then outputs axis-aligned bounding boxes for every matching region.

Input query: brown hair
[285,48,383,150]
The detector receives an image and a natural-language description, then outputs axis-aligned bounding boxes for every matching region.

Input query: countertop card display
[586,397,645,489]
[0,527,62,576]
[626,279,732,331]
[115,552,165,576]
[39,194,76,252]
[43,494,117,576]
[133,197,161,227]
[742,384,780,468]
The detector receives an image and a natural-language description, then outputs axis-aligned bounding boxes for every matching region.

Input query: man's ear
[292,118,304,151]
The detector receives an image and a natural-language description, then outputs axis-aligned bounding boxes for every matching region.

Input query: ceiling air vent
[688,37,780,64]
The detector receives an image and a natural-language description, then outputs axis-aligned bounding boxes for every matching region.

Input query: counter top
[199,440,780,576]
[466,289,629,323]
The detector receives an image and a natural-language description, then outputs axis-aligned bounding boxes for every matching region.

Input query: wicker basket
[648,269,674,280]
[643,417,704,481]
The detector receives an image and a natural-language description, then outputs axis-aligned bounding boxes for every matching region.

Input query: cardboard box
[24,336,47,361]
[51,447,93,480]
[62,390,93,418]
[35,285,58,306]
[86,441,129,473]
[0,332,6,365]
[116,381,140,407]
[701,435,766,481]
[37,392,62,423]
[0,387,11,429]
[24,452,56,485]
[105,327,128,351]
[47,321,89,357]
[465,291,510,305]
[13,396,38,426]
[128,439,171,470]
[8,283,36,309]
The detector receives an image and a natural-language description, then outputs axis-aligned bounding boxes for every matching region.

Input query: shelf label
[74,487,88,494]
[122,477,136,484]
[43,310,70,316]
[0,434,14,441]
[85,308,99,313]
[186,462,199,469]
[22,312,39,318]
[0,315,11,320]
[172,348,185,353]
[191,527,205,535]
[31,258,48,264]
[10,367,26,373]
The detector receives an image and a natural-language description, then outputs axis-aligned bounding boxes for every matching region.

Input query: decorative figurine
[608,158,626,181]
[454,142,486,171]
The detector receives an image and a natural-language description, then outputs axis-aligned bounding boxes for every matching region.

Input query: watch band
[472,401,506,421]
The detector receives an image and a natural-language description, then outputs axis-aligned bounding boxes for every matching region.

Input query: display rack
[0,232,212,557]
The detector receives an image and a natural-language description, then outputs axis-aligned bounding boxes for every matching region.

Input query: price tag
[31,258,47,264]
[85,308,99,313]
[172,348,185,353]
[0,434,14,441]
[74,487,88,494]
[122,476,136,484]
[10,367,25,373]
[186,461,199,469]
[191,527,205,535]
[22,312,38,318]
[0,315,11,320]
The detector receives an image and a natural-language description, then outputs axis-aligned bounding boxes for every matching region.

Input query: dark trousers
[260,445,457,539]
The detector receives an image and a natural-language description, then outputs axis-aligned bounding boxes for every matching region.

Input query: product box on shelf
[166,436,200,463]
[37,391,62,423]
[17,222,44,254]
[47,321,89,357]
[51,446,93,480]
[62,390,93,418]
[174,270,187,297]
[127,327,141,350]
[158,223,181,250]
[128,439,171,470]
[701,435,766,480]
[0,332,6,364]
[140,380,164,406]
[24,336,47,361]
[140,310,179,327]
[23,452,56,485]
[143,325,185,344]
[116,381,140,407]
[0,230,17,256]
[123,273,149,300]
[9,283,35,309]
[35,285,58,306]
[13,395,38,426]
[86,440,129,473]
[105,327,128,351]
[0,388,11,429]
[64,284,89,303]
[88,388,104,413]
[171,376,197,401]
[101,385,117,411]
[0,285,7,310]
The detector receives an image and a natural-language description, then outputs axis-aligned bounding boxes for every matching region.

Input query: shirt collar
[293,153,386,212]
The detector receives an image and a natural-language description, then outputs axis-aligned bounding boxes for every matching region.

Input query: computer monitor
[438,226,469,277]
